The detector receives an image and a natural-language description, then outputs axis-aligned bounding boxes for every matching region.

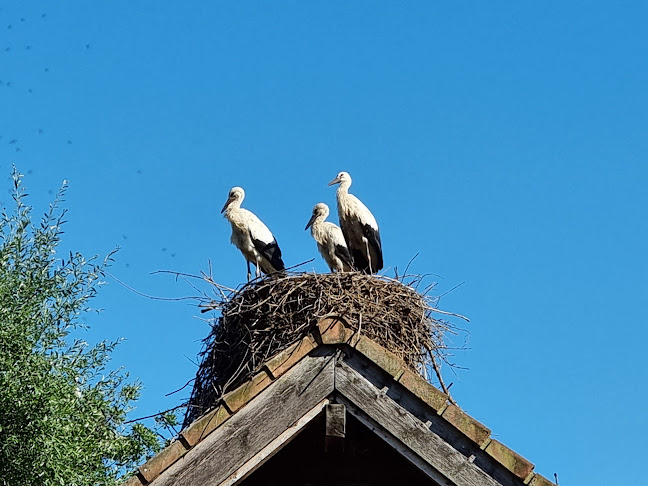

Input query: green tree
[0,170,161,485]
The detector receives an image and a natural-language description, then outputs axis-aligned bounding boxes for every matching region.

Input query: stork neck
[224,200,242,218]
[312,215,326,228]
[337,180,350,194]
[310,216,327,238]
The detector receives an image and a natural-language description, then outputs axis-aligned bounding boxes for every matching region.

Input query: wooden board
[325,403,346,453]
[154,355,335,486]
[335,359,503,486]
[326,404,346,439]
[220,398,329,486]
[339,351,524,486]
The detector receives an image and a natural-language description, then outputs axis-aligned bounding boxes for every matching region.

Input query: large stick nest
[183,272,465,427]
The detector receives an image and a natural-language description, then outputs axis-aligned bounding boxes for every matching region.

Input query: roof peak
[123,317,554,486]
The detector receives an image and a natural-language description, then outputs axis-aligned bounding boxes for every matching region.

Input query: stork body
[305,203,354,272]
[221,187,285,280]
[328,172,383,273]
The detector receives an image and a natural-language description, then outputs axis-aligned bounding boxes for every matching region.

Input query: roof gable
[240,410,436,485]
[123,317,554,486]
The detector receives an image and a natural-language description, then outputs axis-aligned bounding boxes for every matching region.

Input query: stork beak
[328,176,341,186]
[221,196,234,214]
[305,214,316,231]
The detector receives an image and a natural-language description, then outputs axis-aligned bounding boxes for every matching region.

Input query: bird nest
[183,272,466,427]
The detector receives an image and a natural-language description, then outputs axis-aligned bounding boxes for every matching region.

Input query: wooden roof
[122,317,554,486]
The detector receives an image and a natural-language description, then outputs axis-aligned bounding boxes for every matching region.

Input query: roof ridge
[122,316,554,486]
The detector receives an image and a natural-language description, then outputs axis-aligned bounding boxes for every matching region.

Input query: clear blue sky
[2,2,647,483]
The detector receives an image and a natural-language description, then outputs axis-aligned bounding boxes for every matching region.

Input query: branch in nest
[182,271,469,428]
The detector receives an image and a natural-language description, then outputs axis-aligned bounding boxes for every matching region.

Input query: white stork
[328,171,383,273]
[305,203,354,273]
[221,187,285,281]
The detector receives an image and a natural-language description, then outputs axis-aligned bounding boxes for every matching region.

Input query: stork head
[328,171,352,188]
[221,186,245,213]
[305,203,329,230]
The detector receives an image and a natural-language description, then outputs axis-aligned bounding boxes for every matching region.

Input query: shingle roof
[122,316,554,486]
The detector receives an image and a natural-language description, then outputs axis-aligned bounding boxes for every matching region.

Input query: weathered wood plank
[341,351,525,486]
[325,403,346,453]
[326,404,346,438]
[336,359,503,486]
[153,354,335,486]
[337,396,455,486]
[219,398,329,486]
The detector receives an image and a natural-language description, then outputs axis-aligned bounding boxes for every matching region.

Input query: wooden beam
[339,352,524,486]
[153,355,335,486]
[339,396,455,486]
[325,403,346,453]
[335,359,503,486]
[219,398,330,486]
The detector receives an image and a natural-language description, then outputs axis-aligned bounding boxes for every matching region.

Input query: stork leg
[363,236,373,274]
[255,256,262,278]
[246,260,252,282]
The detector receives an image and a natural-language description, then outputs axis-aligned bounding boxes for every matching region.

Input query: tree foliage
[0,170,161,485]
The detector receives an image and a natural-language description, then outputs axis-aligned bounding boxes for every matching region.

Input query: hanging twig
[430,353,457,405]
[104,271,201,302]
[124,403,187,424]
[165,377,196,396]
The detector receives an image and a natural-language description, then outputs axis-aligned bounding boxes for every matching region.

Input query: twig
[430,353,457,405]
[403,252,419,276]
[104,271,201,302]
[124,403,187,424]
[152,269,236,293]
[428,306,470,322]
[165,378,196,396]
[437,281,465,300]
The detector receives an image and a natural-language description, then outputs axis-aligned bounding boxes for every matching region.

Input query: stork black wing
[362,223,383,272]
[334,244,354,270]
[339,217,382,273]
[350,248,369,273]
[253,237,285,272]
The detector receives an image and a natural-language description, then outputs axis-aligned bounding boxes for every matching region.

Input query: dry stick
[104,271,202,302]
[152,269,236,294]
[220,346,251,396]
[200,301,222,313]
[125,403,187,424]
[354,312,363,342]
[430,352,457,405]
[165,377,196,396]
[436,280,466,300]
[403,252,420,277]
[429,306,470,322]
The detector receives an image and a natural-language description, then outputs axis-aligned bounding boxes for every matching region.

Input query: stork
[305,203,354,273]
[221,187,285,280]
[328,171,383,273]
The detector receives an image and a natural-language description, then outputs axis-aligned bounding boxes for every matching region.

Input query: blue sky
[2,2,647,483]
